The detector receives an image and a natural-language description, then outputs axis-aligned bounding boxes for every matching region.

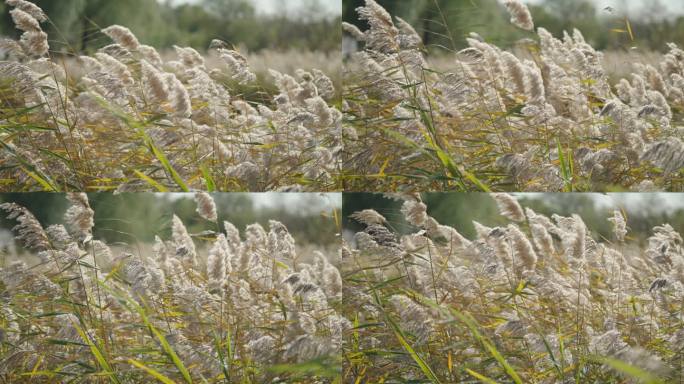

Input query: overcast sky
[164,0,341,16]
[516,193,684,214]
[525,0,684,18]
[164,0,679,19]
[173,193,341,213]
[250,192,341,211]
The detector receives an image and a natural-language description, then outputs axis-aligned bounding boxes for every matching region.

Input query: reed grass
[0,0,342,192]
[342,192,684,382]
[343,0,684,192]
[0,192,344,383]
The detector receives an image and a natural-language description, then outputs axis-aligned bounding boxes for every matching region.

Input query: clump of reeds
[343,0,684,192]
[0,0,341,192]
[0,193,344,382]
[342,193,684,382]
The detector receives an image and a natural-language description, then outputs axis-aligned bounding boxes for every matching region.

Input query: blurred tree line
[0,0,341,53]
[343,193,684,246]
[0,194,339,247]
[343,0,684,52]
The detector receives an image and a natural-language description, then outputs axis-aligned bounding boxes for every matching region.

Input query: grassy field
[3,191,683,383]
[342,192,684,383]
[427,50,665,84]
[342,0,684,192]
[0,192,344,382]
[0,0,342,192]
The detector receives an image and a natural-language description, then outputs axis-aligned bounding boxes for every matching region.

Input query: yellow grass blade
[465,368,500,384]
[200,165,216,192]
[386,316,442,384]
[413,291,523,384]
[133,170,170,192]
[146,138,190,192]
[129,359,178,384]
[72,320,121,384]
[625,17,635,41]
[592,356,665,384]
[97,281,193,383]
[23,168,58,192]
[136,307,193,383]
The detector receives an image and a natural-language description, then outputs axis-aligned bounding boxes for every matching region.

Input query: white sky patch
[163,0,341,16]
[171,193,341,214]
[251,193,341,212]
[514,193,684,212]
[522,0,684,19]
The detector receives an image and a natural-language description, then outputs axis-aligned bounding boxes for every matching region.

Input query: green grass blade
[435,148,463,178]
[0,141,59,191]
[472,321,523,384]
[129,359,177,384]
[200,165,216,192]
[267,357,341,379]
[460,167,491,192]
[225,328,233,376]
[386,316,442,384]
[381,128,472,190]
[146,138,189,192]
[591,356,666,384]
[386,117,489,191]
[133,170,170,192]
[90,93,189,191]
[212,333,229,382]
[97,281,192,383]
[72,321,121,384]
[138,309,193,383]
[414,292,523,384]
[23,168,58,192]
[465,368,500,384]
[557,139,573,192]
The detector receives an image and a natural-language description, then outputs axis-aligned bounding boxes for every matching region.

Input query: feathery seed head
[504,0,535,31]
[194,192,217,222]
[608,210,628,242]
[102,25,140,51]
[350,209,387,226]
[491,193,525,222]
[6,0,46,22]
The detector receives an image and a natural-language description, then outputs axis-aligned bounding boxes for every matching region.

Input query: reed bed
[342,192,684,382]
[0,192,345,382]
[0,0,342,192]
[343,0,684,192]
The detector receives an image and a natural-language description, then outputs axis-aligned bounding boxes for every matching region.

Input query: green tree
[1,0,172,53]
[344,0,529,51]
[204,0,255,20]
[423,194,500,238]
[200,0,260,49]
[32,0,88,52]
[0,194,68,228]
[533,0,606,48]
[81,0,171,50]
[0,0,341,54]
[173,4,220,49]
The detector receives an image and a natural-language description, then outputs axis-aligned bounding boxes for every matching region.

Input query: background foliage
[0,193,340,246]
[0,0,341,53]
[343,0,684,52]
[343,193,684,244]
